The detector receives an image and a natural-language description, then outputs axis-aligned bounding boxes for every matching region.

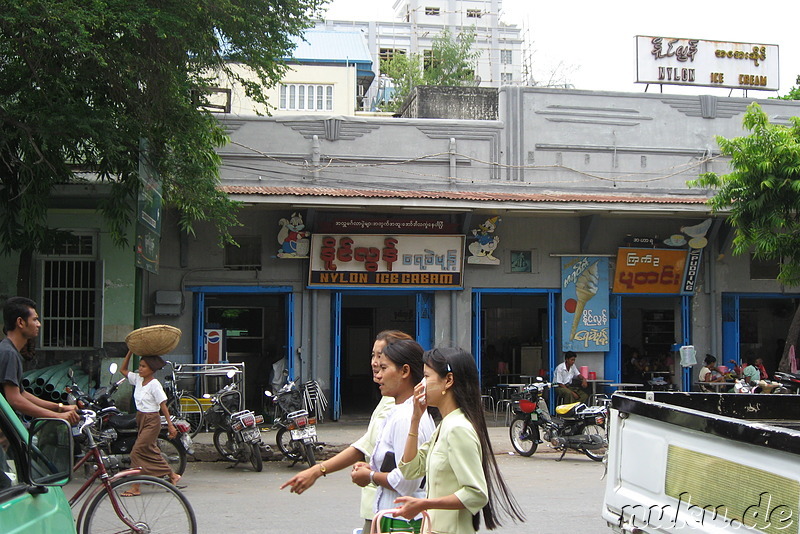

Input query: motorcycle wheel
[213,428,237,462]
[276,427,302,461]
[157,437,187,475]
[303,442,317,467]
[248,442,263,472]
[581,423,607,462]
[509,415,538,457]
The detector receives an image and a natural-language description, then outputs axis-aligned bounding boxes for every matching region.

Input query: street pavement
[69,413,611,533]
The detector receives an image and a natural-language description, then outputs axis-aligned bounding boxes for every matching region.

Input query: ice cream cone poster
[561,257,610,352]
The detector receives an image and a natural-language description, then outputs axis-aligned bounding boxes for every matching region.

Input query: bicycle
[164,361,205,437]
[69,410,197,534]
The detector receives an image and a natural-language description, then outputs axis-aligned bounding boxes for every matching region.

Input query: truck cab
[0,394,75,534]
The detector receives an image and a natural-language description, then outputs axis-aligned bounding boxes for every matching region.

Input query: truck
[602,391,800,534]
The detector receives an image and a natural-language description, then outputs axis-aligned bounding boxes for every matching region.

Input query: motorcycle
[204,371,268,472]
[265,379,320,467]
[773,371,800,393]
[508,379,608,462]
[66,364,193,476]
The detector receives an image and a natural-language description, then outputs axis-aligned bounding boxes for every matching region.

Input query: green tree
[690,103,800,372]
[777,75,800,100]
[380,28,479,112]
[1,0,326,295]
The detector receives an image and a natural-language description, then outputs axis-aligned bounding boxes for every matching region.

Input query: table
[606,383,644,392]
[695,381,735,392]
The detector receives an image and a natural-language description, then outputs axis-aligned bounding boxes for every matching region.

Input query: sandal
[120,490,140,497]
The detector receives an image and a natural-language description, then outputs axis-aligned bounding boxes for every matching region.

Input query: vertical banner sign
[562,257,610,352]
[135,138,162,274]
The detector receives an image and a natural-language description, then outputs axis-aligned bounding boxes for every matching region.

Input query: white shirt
[554,361,580,386]
[127,372,167,413]
[370,396,436,515]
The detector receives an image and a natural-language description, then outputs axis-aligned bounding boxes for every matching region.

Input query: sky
[320,0,799,97]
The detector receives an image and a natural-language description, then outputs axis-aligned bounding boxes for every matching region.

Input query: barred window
[501,73,513,84]
[39,231,102,349]
[501,50,513,65]
[466,9,482,18]
[425,7,440,15]
[279,84,333,111]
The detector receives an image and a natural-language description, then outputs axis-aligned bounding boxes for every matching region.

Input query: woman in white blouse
[351,339,436,533]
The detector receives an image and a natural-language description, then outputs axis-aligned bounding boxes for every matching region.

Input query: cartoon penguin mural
[277,212,311,258]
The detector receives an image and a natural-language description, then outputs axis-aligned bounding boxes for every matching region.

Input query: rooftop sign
[635,36,779,91]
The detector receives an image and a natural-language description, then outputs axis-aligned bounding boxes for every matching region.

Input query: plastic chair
[495,399,514,425]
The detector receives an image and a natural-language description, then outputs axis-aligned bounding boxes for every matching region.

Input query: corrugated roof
[289,30,372,63]
[219,185,709,205]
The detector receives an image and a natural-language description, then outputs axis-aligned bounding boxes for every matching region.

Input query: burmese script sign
[308,234,465,288]
[612,248,692,295]
[635,36,779,91]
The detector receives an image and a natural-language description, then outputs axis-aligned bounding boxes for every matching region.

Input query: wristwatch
[319,463,327,477]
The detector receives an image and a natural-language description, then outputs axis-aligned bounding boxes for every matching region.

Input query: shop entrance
[620,295,683,389]
[472,290,555,388]
[722,294,800,376]
[190,286,293,413]
[332,292,433,418]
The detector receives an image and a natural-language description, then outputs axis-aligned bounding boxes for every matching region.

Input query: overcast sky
[321,0,799,98]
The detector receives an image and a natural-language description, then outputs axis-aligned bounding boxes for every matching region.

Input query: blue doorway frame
[188,285,295,376]
[330,289,435,420]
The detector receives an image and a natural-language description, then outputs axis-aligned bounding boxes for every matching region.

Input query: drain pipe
[450,291,457,347]
[310,290,318,380]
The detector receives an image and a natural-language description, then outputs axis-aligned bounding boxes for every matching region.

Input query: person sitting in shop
[554,351,588,404]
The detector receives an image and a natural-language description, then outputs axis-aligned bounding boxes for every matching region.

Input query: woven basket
[125,325,182,356]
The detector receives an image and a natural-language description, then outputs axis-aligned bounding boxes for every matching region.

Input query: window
[501,49,513,65]
[467,9,482,18]
[379,48,406,74]
[279,84,333,111]
[750,254,780,280]
[0,413,22,492]
[501,73,513,84]
[423,49,436,71]
[224,236,262,270]
[39,231,101,349]
[425,6,440,15]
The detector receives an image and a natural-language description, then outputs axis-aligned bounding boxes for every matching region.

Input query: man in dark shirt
[1,297,79,423]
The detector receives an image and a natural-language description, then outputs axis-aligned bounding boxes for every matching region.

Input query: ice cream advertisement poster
[561,257,609,352]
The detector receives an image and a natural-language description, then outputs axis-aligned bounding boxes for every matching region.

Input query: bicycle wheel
[581,423,607,462]
[178,394,205,437]
[509,415,538,457]
[213,428,237,461]
[248,442,263,472]
[276,427,301,460]
[82,474,196,534]
[157,436,187,475]
[303,442,317,467]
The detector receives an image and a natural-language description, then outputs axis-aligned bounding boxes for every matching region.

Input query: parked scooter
[66,363,193,475]
[204,371,268,472]
[265,379,321,467]
[508,379,608,462]
[773,371,800,393]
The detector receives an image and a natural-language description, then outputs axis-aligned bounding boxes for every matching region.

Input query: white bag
[679,345,697,367]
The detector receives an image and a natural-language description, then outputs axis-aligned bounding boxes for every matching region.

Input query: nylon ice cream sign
[561,257,610,352]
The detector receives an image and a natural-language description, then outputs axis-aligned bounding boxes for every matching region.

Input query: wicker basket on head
[125,325,182,356]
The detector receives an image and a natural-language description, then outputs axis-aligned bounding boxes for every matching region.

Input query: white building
[317,0,524,110]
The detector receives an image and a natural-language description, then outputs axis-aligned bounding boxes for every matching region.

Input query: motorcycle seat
[555,402,580,416]
[108,413,137,430]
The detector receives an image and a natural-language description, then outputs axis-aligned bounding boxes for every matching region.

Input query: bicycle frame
[68,413,145,533]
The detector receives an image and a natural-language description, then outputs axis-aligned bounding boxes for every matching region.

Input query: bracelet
[408,432,418,437]
[369,470,375,484]
[319,463,327,477]
[58,403,63,413]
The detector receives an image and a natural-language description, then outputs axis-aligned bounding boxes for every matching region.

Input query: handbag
[370,509,431,534]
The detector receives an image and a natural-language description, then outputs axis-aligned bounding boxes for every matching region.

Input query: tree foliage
[777,75,800,101]
[690,102,800,370]
[380,28,479,112]
[0,0,327,264]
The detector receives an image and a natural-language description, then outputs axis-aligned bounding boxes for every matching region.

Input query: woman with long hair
[351,339,436,533]
[395,347,525,533]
